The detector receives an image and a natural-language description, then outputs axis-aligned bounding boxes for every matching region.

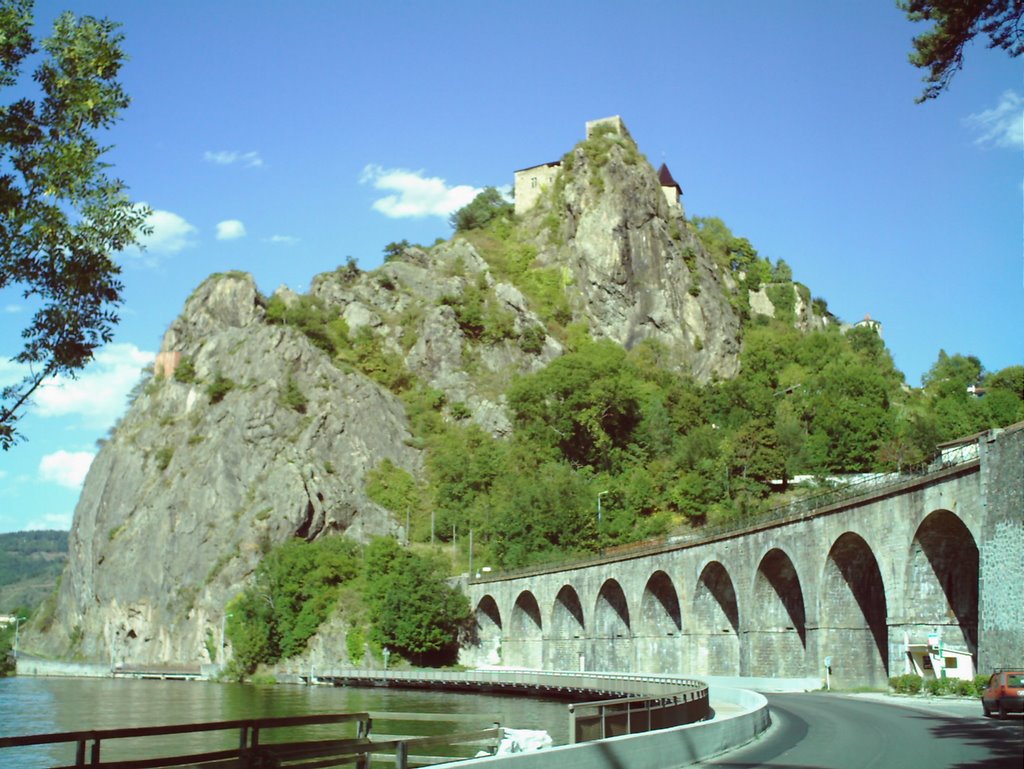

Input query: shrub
[449,187,513,232]
[173,356,197,384]
[281,376,308,414]
[519,325,546,354]
[346,626,365,665]
[206,373,236,404]
[450,402,472,420]
[265,294,349,357]
[889,673,923,694]
[155,446,175,472]
[952,678,976,697]
[972,674,990,696]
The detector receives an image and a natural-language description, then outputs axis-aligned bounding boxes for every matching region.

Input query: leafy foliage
[362,538,470,665]
[265,294,349,357]
[383,240,411,262]
[173,356,197,384]
[0,0,150,449]
[280,376,308,414]
[449,187,513,232]
[899,0,1023,102]
[205,373,236,404]
[225,535,468,675]
[440,278,516,343]
[0,606,28,676]
[226,537,360,675]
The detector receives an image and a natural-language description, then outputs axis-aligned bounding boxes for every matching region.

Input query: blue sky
[1,0,1021,533]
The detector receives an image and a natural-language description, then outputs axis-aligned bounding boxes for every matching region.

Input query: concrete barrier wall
[16,659,111,678]
[439,686,769,769]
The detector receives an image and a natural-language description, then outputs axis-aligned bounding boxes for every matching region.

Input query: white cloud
[141,209,199,253]
[965,90,1024,149]
[121,207,198,265]
[265,235,299,245]
[26,512,73,531]
[360,164,481,219]
[204,150,264,168]
[4,304,19,313]
[216,219,247,240]
[39,450,94,489]
[34,342,156,428]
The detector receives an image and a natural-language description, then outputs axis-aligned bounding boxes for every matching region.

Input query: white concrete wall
[440,686,769,769]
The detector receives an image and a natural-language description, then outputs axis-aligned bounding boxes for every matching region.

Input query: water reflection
[0,677,570,767]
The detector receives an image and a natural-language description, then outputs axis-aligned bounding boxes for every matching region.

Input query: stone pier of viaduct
[460,424,1023,688]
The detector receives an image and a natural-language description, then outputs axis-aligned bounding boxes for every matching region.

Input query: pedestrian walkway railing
[0,710,501,769]
[568,688,709,743]
[470,451,981,584]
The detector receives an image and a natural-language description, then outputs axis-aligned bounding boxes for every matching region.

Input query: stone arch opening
[476,595,502,630]
[749,548,807,677]
[470,595,502,666]
[638,570,682,636]
[551,585,585,636]
[549,585,586,671]
[692,561,740,675]
[637,570,683,675]
[507,591,543,669]
[820,532,888,687]
[592,579,632,671]
[904,509,978,675]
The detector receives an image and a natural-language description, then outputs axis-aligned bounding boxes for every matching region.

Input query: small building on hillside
[514,116,684,216]
[854,314,883,337]
[657,162,683,213]
[513,160,561,216]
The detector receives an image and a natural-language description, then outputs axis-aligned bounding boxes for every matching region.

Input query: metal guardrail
[0,671,711,767]
[0,710,502,769]
[288,667,707,700]
[568,688,709,744]
[470,452,981,584]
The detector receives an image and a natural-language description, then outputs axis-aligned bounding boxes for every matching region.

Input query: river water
[0,676,571,767]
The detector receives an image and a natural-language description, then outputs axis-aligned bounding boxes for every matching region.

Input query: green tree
[507,339,644,472]
[0,607,30,676]
[0,0,149,449]
[449,187,513,232]
[899,0,1023,101]
[383,240,411,262]
[362,537,470,665]
[481,455,597,566]
[226,537,360,674]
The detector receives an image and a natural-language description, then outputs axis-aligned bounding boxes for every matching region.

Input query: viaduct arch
[461,425,1023,687]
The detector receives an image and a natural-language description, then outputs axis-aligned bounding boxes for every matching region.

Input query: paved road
[706,692,1023,768]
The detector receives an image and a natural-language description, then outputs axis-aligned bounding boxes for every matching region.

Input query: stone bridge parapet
[461,424,1023,687]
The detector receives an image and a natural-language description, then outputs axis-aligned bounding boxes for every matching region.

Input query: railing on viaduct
[460,440,1006,689]
[469,451,981,586]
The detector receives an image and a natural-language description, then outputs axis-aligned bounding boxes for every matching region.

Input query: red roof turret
[657,163,682,195]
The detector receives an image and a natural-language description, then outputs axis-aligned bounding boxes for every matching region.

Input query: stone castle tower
[513,116,684,217]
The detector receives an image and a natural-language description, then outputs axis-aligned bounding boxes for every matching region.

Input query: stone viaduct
[460,424,1023,688]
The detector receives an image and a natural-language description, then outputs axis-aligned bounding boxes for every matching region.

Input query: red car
[981,669,1024,718]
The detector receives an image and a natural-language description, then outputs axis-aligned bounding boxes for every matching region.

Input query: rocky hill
[28,117,831,664]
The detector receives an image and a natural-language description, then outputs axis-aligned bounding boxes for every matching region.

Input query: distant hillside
[0,530,68,611]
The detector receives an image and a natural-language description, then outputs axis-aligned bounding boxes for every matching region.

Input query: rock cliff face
[538,134,741,381]
[31,120,823,663]
[35,273,423,662]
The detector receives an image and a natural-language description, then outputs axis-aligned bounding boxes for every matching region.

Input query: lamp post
[220,613,233,666]
[597,491,609,524]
